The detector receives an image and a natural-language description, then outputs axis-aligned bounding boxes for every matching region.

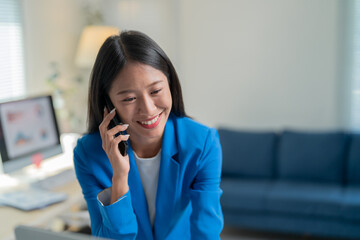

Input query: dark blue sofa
[218,128,360,239]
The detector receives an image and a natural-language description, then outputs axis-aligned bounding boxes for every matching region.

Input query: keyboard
[31,168,76,190]
[0,188,67,211]
[0,169,77,211]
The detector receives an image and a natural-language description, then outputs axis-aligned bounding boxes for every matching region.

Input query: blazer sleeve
[73,139,138,239]
[189,128,224,239]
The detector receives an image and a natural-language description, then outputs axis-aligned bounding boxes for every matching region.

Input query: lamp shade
[75,25,119,68]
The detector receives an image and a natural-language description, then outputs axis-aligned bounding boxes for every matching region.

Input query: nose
[138,94,156,115]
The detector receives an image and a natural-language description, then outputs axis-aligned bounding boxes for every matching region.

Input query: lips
[137,112,163,129]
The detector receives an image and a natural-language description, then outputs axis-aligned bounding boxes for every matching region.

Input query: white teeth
[141,114,159,125]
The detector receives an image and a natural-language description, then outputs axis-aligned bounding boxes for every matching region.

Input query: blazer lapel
[128,145,153,239]
[154,115,180,239]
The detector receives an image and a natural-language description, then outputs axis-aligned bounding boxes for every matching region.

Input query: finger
[100,108,116,149]
[104,108,116,123]
[113,134,130,144]
[105,124,128,143]
[107,124,129,136]
[110,134,130,152]
[99,108,116,133]
[105,125,130,150]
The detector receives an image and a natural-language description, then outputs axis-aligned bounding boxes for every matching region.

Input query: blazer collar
[128,113,180,239]
[128,147,153,239]
[154,114,180,239]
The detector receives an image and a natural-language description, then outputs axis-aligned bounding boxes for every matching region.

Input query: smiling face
[108,61,172,149]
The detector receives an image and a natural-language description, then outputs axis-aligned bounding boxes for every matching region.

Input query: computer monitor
[0,95,62,173]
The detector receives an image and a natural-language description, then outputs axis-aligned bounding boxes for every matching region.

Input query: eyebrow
[116,80,164,95]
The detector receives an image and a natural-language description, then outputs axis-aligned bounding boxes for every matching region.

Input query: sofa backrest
[218,128,277,179]
[277,130,348,184]
[346,133,360,186]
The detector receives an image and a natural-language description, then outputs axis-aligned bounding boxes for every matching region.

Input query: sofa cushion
[218,128,276,178]
[221,179,271,212]
[341,187,360,221]
[266,181,343,218]
[346,133,360,186]
[278,130,347,183]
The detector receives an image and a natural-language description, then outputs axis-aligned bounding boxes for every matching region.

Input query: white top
[134,150,161,228]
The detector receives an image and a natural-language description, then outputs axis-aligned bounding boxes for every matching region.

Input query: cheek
[163,89,172,109]
[157,96,172,112]
[117,105,134,123]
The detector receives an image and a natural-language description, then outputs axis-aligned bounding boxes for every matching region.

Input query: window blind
[351,0,360,130]
[0,0,25,101]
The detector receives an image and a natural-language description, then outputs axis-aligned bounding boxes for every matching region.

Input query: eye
[123,97,136,102]
[151,89,162,95]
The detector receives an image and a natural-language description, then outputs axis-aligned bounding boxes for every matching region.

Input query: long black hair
[87,30,187,133]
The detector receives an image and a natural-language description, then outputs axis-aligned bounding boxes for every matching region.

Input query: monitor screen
[0,95,62,173]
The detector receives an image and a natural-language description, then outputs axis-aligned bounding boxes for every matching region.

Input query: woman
[73,30,223,239]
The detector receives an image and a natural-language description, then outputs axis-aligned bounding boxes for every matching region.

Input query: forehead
[111,62,167,89]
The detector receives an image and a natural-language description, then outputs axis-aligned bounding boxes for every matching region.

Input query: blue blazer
[74,113,223,239]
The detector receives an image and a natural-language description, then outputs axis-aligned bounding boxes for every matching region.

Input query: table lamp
[75,25,119,68]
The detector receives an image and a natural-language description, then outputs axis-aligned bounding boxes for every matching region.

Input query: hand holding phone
[105,96,128,156]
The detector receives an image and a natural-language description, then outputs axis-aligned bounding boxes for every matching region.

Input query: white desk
[0,133,86,240]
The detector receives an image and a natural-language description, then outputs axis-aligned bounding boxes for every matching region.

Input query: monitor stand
[2,145,63,174]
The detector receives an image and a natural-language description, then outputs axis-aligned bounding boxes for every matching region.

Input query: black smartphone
[105,96,128,156]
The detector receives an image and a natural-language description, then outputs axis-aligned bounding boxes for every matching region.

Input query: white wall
[22,0,348,133]
[99,0,180,68]
[21,0,179,133]
[179,0,343,130]
[22,0,83,94]
[22,0,86,132]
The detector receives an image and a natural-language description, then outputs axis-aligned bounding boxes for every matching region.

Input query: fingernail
[124,134,130,137]
[110,108,116,113]
[122,124,129,128]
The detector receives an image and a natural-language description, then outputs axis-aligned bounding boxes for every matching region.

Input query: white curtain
[350,0,360,130]
[0,0,25,101]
